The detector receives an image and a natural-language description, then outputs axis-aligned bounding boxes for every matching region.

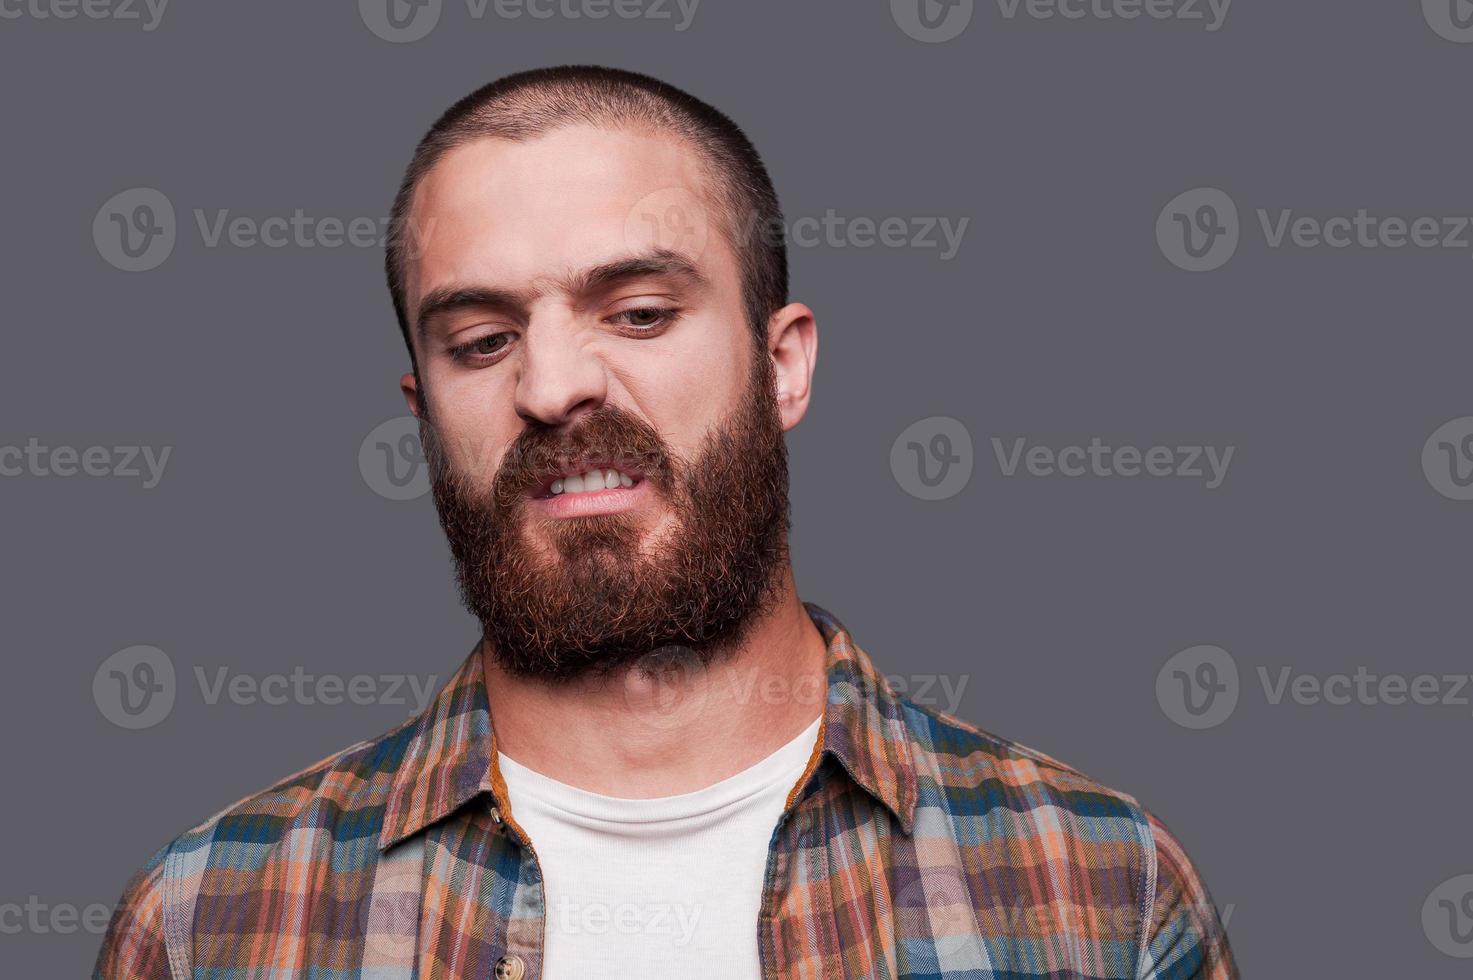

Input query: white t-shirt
[496,714,823,979]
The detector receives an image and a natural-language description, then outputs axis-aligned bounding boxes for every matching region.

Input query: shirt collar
[379,600,917,851]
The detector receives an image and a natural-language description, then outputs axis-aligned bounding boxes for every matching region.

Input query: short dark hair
[384,65,788,372]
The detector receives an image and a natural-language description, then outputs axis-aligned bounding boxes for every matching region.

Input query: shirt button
[493,954,525,979]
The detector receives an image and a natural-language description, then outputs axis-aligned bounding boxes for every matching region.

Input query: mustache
[422,403,677,505]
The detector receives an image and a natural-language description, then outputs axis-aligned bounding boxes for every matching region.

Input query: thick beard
[419,344,792,683]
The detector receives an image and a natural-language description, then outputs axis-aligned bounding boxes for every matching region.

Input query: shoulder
[900,695,1153,829]
[897,697,1237,977]
[176,711,420,847]
[93,838,172,979]
[94,715,421,977]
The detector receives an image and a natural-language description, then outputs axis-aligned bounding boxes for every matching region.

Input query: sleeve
[1136,811,1239,980]
[92,842,174,980]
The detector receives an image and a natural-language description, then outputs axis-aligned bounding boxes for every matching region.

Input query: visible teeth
[549,468,639,496]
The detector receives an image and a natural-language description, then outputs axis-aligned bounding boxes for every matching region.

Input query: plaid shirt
[95,601,1237,979]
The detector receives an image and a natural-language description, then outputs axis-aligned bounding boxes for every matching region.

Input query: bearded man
[95,65,1237,980]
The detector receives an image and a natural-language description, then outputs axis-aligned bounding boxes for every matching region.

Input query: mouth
[529,459,647,500]
[526,459,652,521]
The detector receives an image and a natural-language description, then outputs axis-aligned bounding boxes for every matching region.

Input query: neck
[481,566,829,798]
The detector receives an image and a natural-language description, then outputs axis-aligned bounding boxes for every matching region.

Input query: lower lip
[528,478,651,518]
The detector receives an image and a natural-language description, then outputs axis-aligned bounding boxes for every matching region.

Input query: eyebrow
[413,249,711,342]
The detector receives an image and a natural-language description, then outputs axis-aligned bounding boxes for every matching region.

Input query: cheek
[425,378,515,485]
[639,324,751,463]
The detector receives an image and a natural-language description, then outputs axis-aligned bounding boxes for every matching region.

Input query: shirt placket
[414,796,547,980]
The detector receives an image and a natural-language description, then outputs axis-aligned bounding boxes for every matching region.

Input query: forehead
[404,124,735,307]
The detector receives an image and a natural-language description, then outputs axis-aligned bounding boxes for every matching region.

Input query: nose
[512,316,609,429]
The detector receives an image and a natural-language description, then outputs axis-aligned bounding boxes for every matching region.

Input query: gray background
[3,0,1471,975]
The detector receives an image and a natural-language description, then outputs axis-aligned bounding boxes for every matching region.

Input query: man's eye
[448,333,510,363]
[610,307,680,331]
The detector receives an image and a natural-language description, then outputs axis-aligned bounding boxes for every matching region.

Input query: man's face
[400,123,794,680]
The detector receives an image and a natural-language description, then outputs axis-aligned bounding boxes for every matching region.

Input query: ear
[400,371,423,419]
[766,303,818,432]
